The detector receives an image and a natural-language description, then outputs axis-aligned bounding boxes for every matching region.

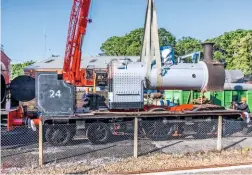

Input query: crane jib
[63,0,92,86]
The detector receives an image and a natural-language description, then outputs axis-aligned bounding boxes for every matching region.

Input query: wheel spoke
[145,121,174,140]
[87,122,111,144]
[46,126,73,146]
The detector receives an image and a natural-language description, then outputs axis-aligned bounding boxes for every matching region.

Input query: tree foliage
[207,29,252,74]
[100,28,176,56]
[229,32,252,75]
[100,28,252,75]
[11,60,35,80]
[175,37,202,56]
[158,28,176,47]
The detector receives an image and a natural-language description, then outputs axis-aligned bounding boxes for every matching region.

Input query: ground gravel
[3,148,252,174]
[89,148,252,174]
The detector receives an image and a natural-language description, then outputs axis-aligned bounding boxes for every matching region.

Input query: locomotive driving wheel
[45,125,75,146]
[143,119,175,141]
[86,122,111,144]
[192,104,222,138]
[194,121,217,139]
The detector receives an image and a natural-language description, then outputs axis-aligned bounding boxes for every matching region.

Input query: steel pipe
[149,61,225,91]
[202,42,215,62]
[149,62,209,90]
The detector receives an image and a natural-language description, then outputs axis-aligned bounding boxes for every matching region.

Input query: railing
[1,117,252,174]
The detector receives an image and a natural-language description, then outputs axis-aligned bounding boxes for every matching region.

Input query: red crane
[63,0,93,86]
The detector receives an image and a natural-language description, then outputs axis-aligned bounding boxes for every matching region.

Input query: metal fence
[42,123,133,165]
[1,126,39,169]
[1,117,252,173]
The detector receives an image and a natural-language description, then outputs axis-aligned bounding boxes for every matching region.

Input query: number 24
[49,90,61,98]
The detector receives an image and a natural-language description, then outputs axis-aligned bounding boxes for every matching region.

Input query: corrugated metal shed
[23,56,140,71]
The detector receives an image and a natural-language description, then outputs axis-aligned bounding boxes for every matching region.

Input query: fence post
[217,115,222,151]
[133,117,138,158]
[39,120,44,166]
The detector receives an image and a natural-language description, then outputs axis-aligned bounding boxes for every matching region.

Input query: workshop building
[23,56,140,77]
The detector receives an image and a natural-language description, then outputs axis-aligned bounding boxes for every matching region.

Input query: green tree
[207,29,252,61]
[11,60,35,80]
[175,37,202,56]
[100,36,127,56]
[100,28,176,56]
[229,33,252,75]
[100,28,252,75]
[158,28,176,47]
[207,29,252,74]
[124,28,144,55]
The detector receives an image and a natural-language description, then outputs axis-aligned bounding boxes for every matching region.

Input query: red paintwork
[109,104,194,112]
[1,50,11,84]
[7,105,41,130]
[63,0,93,86]
[7,106,24,131]
[168,104,194,112]
[12,119,23,126]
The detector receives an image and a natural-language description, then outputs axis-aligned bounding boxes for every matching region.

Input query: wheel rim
[51,128,68,145]
[145,121,173,139]
[94,125,107,141]
[196,122,217,137]
[88,123,109,143]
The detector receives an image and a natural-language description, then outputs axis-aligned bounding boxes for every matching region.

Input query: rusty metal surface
[193,104,226,111]
[41,109,243,122]
[90,110,242,116]
[204,61,225,91]
[201,42,226,91]
[202,42,215,62]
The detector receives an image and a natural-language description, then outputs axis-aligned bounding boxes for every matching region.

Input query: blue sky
[2,0,252,63]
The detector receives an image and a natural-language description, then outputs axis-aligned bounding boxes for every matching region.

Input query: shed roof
[1,50,11,61]
[24,56,140,71]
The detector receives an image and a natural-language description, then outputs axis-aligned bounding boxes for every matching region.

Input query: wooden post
[133,117,138,158]
[217,115,222,151]
[39,120,44,166]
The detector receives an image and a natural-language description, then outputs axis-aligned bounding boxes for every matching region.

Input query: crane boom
[63,0,92,86]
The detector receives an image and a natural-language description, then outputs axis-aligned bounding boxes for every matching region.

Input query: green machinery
[164,90,252,113]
